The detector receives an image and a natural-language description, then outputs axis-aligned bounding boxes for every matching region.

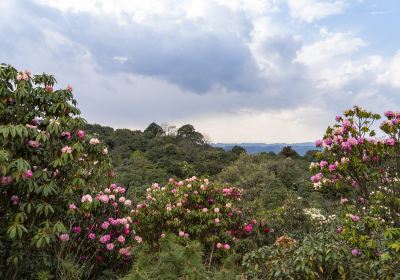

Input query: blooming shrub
[61,183,141,277]
[131,177,249,259]
[310,106,400,261]
[0,64,112,277]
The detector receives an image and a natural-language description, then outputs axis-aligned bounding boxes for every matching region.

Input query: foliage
[243,231,399,279]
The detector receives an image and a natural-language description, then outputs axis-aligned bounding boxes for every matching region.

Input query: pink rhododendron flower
[202,208,208,213]
[179,231,185,237]
[117,235,125,244]
[72,226,81,234]
[225,203,232,208]
[351,248,361,256]
[124,199,132,207]
[385,138,395,146]
[328,164,336,172]
[184,233,189,238]
[384,111,395,118]
[340,197,348,204]
[59,233,70,241]
[61,131,71,140]
[214,218,220,224]
[134,235,142,243]
[119,197,126,203]
[216,243,223,249]
[89,138,100,145]
[101,222,110,229]
[25,169,33,179]
[61,146,72,154]
[311,173,323,183]
[106,243,114,251]
[214,208,220,213]
[28,140,40,148]
[88,233,96,239]
[319,161,328,169]
[244,224,253,233]
[315,139,323,147]
[350,214,360,222]
[66,84,73,92]
[99,234,111,244]
[69,203,77,210]
[102,148,108,155]
[11,195,19,205]
[81,194,93,203]
[223,244,230,250]
[76,130,85,139]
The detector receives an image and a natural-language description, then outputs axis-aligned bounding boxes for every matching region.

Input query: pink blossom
[101,222,110,229]
[88,233,96,239]
[340,197,348,204]
[315,139,323,147]
[117,235,126,244]
[244,224,253,233]
[81,194,93,203]
[223,244,230,250]
[76,130,85,139]
[61,131,71,140]
[350,214,360,222]
[124,199,132,207]
[216,243,223,249]
[335,115,341,122]
[106,243,114,251]
[311,173,323,183]
[89,138,100,145]
[336,226,344,234]
[385,138,395,146]
[384,111,395,118]
[69,203,77,210]
[179,231,185,237]
[102,148,108,155]
[351,248,361,256]
[59,233,70,241]
[177,181,184,186]
[214,208,220,213]
[119,197,126,203]
[25,169,33,179]
[202,208,208,213]
[1,176,13,186]
[28,140,40,148]
[72,226,81,234]
[328,164,336,172]
[342,119,351,128]
[11,195,19,205]
[134,235,142,243]
[99,234,111,244]
[66,84,73,92]
[214,218,220,224]
[184,233,189,238]
[319,161,328,169]
[61,146,73,154]
[324,138,333,146]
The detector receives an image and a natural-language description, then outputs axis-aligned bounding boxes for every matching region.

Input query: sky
[1,0,399,143]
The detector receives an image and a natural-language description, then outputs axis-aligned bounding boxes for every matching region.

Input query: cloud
[1,0,399,142]
[287,0,346,23]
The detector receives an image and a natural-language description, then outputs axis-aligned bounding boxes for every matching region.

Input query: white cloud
[378,51,400,88]
[287,0,346,23]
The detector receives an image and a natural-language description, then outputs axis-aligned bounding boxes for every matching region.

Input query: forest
[0,65,399,279]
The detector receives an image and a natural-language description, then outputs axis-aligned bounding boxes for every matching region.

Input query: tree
[279,146,300,158]
[144,122,164,138]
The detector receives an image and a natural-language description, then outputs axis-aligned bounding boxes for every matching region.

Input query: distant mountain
[213,142,316,156]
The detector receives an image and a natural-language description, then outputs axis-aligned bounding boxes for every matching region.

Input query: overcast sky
[1,0,399,143]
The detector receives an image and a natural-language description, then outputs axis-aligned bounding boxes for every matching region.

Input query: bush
[0,64,112,278]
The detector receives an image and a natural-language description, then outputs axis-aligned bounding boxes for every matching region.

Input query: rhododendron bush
[310,106,400,260]
[131,177,264,260]
[0,65,113,277]
[60,183,142,277]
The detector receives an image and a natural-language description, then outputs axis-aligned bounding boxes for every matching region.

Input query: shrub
[0,64,112,278]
